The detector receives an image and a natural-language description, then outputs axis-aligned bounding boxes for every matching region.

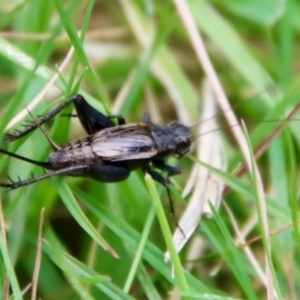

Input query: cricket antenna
[191,123,242,140]
[26,108,59,150]
[190,117,300,141]
[189,100,300,140]
[0,148,50,169]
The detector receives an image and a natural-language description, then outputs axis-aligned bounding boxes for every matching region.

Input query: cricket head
[169,122,193,158]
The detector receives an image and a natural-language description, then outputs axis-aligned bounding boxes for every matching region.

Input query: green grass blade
[56,179,118,258]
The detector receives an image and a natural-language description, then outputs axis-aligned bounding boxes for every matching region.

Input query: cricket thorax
[150,122,193,158]
[49,137,103,170]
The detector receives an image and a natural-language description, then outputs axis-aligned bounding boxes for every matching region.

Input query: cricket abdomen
[49,137,103,171]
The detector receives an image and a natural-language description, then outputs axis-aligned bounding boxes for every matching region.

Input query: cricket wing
[91,124,158,161]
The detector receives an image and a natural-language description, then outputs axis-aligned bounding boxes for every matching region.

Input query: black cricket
[0,95,193,214]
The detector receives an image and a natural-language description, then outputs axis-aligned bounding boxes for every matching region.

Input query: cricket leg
[73,95,115,134]
[0,163,130,191]
[73,96,126,134]
[145,164,184,235]
[5,94,127,141]
[0,165,89,191]
[65,112,126,126]
[0,148,50,169]
[106,115,126,125]
[87,164,130,183]
[152,159,182,177]
[5,95,83,142]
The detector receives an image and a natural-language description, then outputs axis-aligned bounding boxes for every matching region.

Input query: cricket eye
[175,137,191,157]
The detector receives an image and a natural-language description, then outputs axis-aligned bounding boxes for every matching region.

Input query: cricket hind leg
[0,163,130,191]
[87,164,130,183]
[4,94,121,141]
[73,95,115,134]
[106,115,126,125]
[5,93,127,141]
[5,94,83,142]
[73,96,126,134]
[0,148,50,169]
[0,165,90,191]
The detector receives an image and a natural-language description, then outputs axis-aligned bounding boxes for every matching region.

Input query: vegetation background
[0,0,300,299]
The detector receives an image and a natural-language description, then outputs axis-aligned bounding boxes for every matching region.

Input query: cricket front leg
[145,164,184,233]
[152,159,182,177]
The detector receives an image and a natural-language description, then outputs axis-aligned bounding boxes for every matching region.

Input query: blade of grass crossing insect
[50,72,78,144]
[50,54,82,144]
[144,174,189,294]
[55,178,119,258]
[241,121,282,298]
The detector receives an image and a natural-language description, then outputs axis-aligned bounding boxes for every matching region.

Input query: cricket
[0,94,194,216]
